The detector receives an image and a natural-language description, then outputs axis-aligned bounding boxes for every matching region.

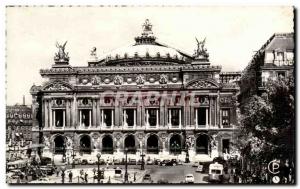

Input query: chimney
[23,95,25,106]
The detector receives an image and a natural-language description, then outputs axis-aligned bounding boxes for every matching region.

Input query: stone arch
[146,134,160,154]
[52,134,65,154]
[124,134,137,154]
[186,78,219,89]
[79,134,92,154]
[102,134,114,154]
[42,80,74,91]
[169,133,183,154]
[195,133,209,154]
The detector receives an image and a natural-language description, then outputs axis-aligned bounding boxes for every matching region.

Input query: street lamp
[124,148,129,183]
[96,152,101,183]
[61,166,66,184]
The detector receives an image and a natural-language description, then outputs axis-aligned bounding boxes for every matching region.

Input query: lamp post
[97,152,101,183]
[61,166,66,184]
[124,148,129,183]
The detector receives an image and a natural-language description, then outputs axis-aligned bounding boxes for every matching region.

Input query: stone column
[134,109,136,127]
[137,105,141,127]
[179,109,182,128]
[44,100,48,128]
[92,99,96,127]
[112,109,114,126]
[49,101,52,128]
[195,108,198,127]
[145,109,149,127]
[66,100,71,127]
[89,110,92,127]
[206,108,209,127]
[101,110,104,127]
[216,94,220,127]
[53,109,56,127]
[168,109,171,127]
[190,105,195,129]
[96,99,100,127]
[63,110,66,127]
[156,109,159,128]
[79,110,82,127]
[160,99,164,127]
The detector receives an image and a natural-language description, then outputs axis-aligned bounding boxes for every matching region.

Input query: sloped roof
[265,33,294,51]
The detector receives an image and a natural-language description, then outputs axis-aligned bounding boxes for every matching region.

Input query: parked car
[143,174,151,180]
[185,174,195,183]
[213,157,226,165]
[81,159,88,165]
[128,159,137,165]
[88,159,96,165]
[177,160,183,165]
[196,165,204,173]
[159,159,177,166]
[114,167,122,178]
[30,177,50,183]
[73,158,81,165]
[143,174,152,183]
[146,159,154,165]
[99,158,105,165]
[208,162,224,183]
[40,157,52,166]
[192,161,199,167]
[113,159,121,165]
[154,159,161,165]
[40,165,55,175]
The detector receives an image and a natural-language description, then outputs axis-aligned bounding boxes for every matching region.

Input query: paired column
[44,100,48,128]
[134,109,136,127]
[79,110,82,127]
[156,109,159,128]
[179,109,182,128]
[89,110,92,127]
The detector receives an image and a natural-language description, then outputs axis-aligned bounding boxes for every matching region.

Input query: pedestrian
[134,172,136,182]
[229,169,235,183]
[56,169,60,177]
[84,172,88,183]
[222,167,230,184]
[69,171,73,183]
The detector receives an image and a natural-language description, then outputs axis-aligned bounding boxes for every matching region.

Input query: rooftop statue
[54,41,69,62]
[141,19,153,36]
[194,37,209,59]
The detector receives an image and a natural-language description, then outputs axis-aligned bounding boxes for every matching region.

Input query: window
[123,109,136,127]
[168,108,181,126]
[222,139,230,154]
[277,71,286,78]
[80,109,91,127]
[196,107,209,127]
[146,108,159,127]
[221,109,230,128]
[277,52,284,61]
[54,109,65,127]
[102,109,114,127]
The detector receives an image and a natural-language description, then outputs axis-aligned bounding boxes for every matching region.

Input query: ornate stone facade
[31,20,240,162]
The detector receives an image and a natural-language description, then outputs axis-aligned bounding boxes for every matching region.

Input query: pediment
[42,81,73,91]
[186,79,219,89]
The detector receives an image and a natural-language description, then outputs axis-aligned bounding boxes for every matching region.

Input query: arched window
[54,135,65,154]
[102,135,113,154]
[80,135,91,154]
[196,135,209,154]
[147,135,159,154]
[124,135,136,154]
[170,134,182,154]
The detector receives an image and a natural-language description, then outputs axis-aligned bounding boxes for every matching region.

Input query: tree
[239,75,295,171]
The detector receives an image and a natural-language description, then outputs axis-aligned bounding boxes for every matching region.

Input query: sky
[6,6,294,105]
